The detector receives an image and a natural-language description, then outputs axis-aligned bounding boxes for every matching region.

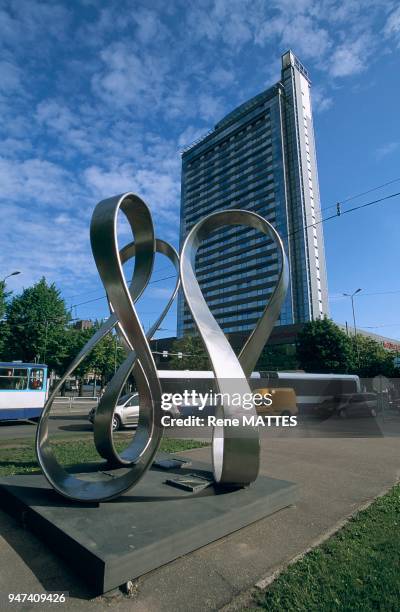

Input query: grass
[249,483,400,612]
[0,438,207,477]
[3,437,398,610]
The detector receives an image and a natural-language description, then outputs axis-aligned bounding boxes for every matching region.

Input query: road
[0,403,399,444]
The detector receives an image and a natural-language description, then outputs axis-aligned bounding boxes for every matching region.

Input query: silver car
[88,393,139,431]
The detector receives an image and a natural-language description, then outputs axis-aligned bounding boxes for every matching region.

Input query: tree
[0,281,11,357]
[84,329,126,387]
[62,323,126,391]
[354,335,396,378]
[296,318,353,373]
[0,280,8,320]
[256,344,299,372]
[169,335,210,370]
[3,277,70,372]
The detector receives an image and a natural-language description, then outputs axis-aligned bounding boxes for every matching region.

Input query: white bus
[157,370,360,414]
[257,371,361,412]
[0,362,48,421]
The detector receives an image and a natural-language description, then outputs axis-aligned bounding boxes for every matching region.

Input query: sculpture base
[0,460,298,594]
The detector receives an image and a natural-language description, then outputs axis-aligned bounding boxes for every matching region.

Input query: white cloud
[163,84,193,120]
[198,93,225,121]
[220,16,252,47]
[1,0,399,306]
[185,0,271,50]
[0,60,23,92]
[91,41,169,109]
[0,156,84,208]
[185,6,220,42]
[209,66,235,87]
[270,16,332,60]
[84,164,180,225]
[312,86,333,112]
[131,8,168,45]
[384,6,400,42]
[0,1,72,53]
[0,202,94,293]
[36,100,75,133]
[178,125,209,148]
[329,38,369,77]
[375,142,399,160]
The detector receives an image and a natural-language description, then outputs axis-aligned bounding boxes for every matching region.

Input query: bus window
[29,368,44,390]
[0,367,28,390]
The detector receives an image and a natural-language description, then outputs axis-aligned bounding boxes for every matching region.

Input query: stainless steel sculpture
[36,193,178,501]
[180,210,288,485]
[93,237,180,467]
[36,193,288,502]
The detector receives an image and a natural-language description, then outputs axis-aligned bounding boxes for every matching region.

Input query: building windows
[178,52,328,336]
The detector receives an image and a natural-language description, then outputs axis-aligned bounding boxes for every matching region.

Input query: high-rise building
[177,50,329,337]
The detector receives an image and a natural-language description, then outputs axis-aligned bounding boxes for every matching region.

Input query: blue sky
[1,0,400,340]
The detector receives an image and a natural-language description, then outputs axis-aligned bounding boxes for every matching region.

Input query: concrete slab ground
[0,468,297,594]
[0,435,399,611]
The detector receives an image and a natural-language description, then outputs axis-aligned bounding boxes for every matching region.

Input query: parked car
[88,392,180,431]
[88,393,139,431]
[315,392,377,419]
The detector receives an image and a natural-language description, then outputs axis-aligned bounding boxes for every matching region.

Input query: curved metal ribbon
[93,238,180,466]
[36,193,170,502]
[180,209,289,486]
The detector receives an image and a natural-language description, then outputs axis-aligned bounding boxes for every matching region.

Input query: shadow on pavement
[0,510,95,600]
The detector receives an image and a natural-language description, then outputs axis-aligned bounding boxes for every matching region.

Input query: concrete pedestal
[0,459,298,594]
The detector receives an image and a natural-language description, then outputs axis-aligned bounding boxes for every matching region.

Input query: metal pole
[351,295,357,336]
[351,294,360,370]
[343,290,362,370]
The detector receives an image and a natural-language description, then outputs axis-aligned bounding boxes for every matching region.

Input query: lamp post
[114,337,124,373]
[343,288,362,368]
[1,271,21,285]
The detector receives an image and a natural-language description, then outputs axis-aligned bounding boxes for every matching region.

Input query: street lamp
[114,337,124,373]
[343,288,362,368]
[1,270,21,283]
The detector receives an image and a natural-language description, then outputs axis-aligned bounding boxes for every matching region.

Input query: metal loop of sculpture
[36,194,288,502]
[92,238,180,467]
[36,193,179,501]
[180,210,289,485]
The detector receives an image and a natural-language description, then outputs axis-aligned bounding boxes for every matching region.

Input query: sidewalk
[0,436,399,611]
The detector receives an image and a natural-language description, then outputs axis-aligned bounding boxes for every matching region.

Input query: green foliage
[61,323,126,386]
[355,335,396,378]
[0,274,127,383]
[81,327,126,384]
[0,281,10,356]
[0,280,8,320]
[256,344,299,372]
[296,318,396,377]
[253,483,400,611]
[1,277,70,372]
[296,318,353,373]
[169,335,210,370]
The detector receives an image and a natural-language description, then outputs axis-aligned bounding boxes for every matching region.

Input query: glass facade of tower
[177,51,329,337]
